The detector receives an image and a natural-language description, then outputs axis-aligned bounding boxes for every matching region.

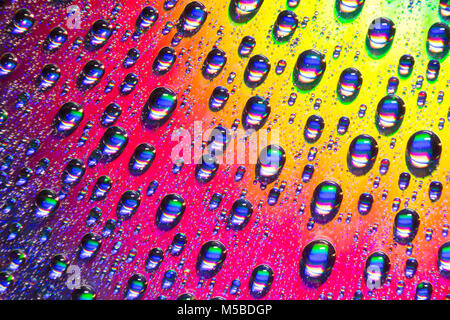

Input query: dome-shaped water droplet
[196,240,226,278]
[153,47,177,76]
[0,53,18,79]
[364,251,390,289]
[238,36,256,57]
[255,144,286,185]
[248,264,273,299]
[84,19,113,51]
[33,189,60,218]
[124,274,147,300]
[304,115,325,143]
[310,181,343,224]
[97,126,129,162]
[155,194,186,231]
[366,17,396,57]
[61,159,85,186]
[209,86,229,112]
[116,190,141,220]
[78,233,102,260]
[9,8,34,36]
[36,64,60,92]
[100,103,121,127]
[128,143,156,176]
[299,239,336,288]
[141,87,177,130]
[427,22,450,60]
[229,0,264,23]
[398,54,414,78]
[358,192,373,215]
[241,96,270,132]
[44,26,68,52]
[145,248,164,272]
[195,154,219,183]
[90,175,112,201]
[202,48,227,80]
[293,49,326,91]
[428,181,443,202]
[336,67,362,103]
[244,54,270,88]
[52,102,84,137]
[228,198,253,230]
[273,10,298,43]
[177,1,208,37]
[347,134,378,176]
[335,0,365,20]
[135,6,158,32]
[375,95,405,135]
[405,130,442,177]
[393,208,420,245]
[77,60,105,90]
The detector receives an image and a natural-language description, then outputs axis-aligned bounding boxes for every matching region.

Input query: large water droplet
[248,264,273,298]
[347,134,378,176]
[229,0,264,23]
[310,181,343,224]
[242,96,270,131]
[141,87,177,130]
[366,17,396,57]
[293,49,326,91]
[155,194,186,231]
[299,239,336,288]
[196,240,227,278]
[393,208,420,245]
[255,144,286,185]
[405,130,442,177]
[336,67,362,103]
[375,95,405,135]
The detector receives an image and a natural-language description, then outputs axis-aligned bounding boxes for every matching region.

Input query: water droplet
[97,126,129,162]
[229,0,264,23]
[155,194,186,231]
[0,53,18,79]
[336,67,362,103]
[398,54,414,78]
[61,159,85,186]
[375,95,405,135]
[129,143,156,175]
[116,190,141,220]
[242,96,270,131]
[153,47,177,76]
[299,239,336,288]
[347,134,378,176]
[393,208,420,245]
[427,22,450,60]
[33,189,60,218]
[304,115,325,143]
[196,240,226,278]
[405,130,442,177]
[364,251,390,289]
[310,181,343,224]
[124,274,147,300]
[202,48,227,80]
[273,10,298,43]
[77,60,105,90]
[141,87,178,129]
[249,264,273,298]
[177,1,208,37]
[84,19,113,51]
[293,49,326,91]
[366,17,396,57]
[243,54,272,88]
[255,144,286,185]
[228,198,253,230]
[195,154,219,183]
